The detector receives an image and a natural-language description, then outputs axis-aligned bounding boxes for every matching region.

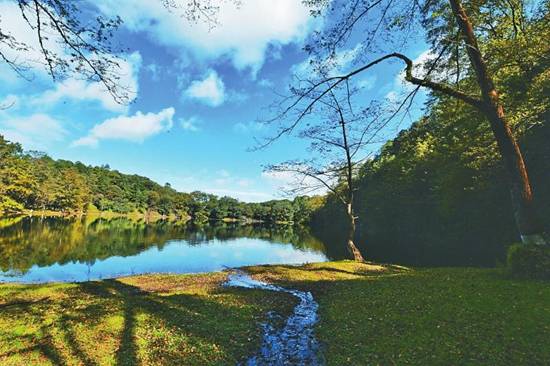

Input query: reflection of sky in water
[0,238,328,283]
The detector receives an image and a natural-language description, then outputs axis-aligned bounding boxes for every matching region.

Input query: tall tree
[293,0,548,245]
[267,79,385,261]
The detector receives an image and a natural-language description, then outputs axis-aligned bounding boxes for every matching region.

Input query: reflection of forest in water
[0,216,333,274]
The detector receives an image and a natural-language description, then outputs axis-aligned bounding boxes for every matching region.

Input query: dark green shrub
[507,243,550,280]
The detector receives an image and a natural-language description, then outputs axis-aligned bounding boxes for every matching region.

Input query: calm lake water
[0,216,330,283]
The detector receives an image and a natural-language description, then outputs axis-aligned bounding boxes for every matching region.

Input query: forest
[308,0,550,266]
[0,136,321,224]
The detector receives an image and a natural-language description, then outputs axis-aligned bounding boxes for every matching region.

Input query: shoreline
[1,210,292,226]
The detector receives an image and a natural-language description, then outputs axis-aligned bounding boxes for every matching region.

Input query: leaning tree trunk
[346,203,365,262]
[449,0,547,245]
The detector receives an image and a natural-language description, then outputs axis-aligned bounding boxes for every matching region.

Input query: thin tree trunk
[449,0,546,245]
[337,99,367,261]
[347,203,365,262]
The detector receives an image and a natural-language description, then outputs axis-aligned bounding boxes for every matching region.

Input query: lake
[0,216,330,283]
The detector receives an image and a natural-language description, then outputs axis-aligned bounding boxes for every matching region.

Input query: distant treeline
[0,137,322,224]
[311,7,550,266]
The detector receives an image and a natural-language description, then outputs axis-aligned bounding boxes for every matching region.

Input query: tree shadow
[1,277,292,365]
[75,279,271,365]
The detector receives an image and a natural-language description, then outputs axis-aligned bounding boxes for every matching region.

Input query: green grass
[1,261,549,365]
[0,272,295,365]
[246,262,550,365]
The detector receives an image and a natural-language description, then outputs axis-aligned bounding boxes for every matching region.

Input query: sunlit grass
[1,262,549,365]
[246,262,550,365]
[0,272,295,365]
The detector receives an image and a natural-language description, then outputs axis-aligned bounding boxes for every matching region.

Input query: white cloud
[0,1,141,98]
[180,117,200,132]
[357,75,377,90]
[145,63,161,81]
[394,49,435,88]
[292,44,363,79]
[0,94,19,109]
[261,169,328,196]
[218,169,231,178]
[154,169,276,202]
[185,70,226,107]
[93,0,315,75]
[0,1,65,84]
[213,169,252,188]
[0,113,67,149]
[0,1,141,111]
[258,78,274,88]
[384,49,432,103]
[73,107,175,147]
[31,52,142,113]
[233,121,266,134]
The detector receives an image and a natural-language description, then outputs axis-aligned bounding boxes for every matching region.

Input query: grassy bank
[1,262,549,365]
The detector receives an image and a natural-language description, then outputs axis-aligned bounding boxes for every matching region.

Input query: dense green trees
[0,136,320,224]
[311,2,550,264]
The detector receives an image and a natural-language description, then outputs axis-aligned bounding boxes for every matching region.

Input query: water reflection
[0,216,329,283]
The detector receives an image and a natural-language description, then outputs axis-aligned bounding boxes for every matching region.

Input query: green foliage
[0,136,320,224]
[507,243,550,280]
[312,3,550,266]
[0,196,25,214]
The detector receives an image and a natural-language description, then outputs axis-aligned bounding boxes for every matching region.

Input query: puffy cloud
[0,113,66,149]
[31,52,142,112]
[0,1,141,110]
[0,1,64,83]
[73,107,175,147]
[92,0,315,74]
[184,70,226,106]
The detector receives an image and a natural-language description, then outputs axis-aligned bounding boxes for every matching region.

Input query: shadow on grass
[0,278,278,365]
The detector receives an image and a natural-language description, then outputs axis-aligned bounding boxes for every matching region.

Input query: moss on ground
[1,261,549,365]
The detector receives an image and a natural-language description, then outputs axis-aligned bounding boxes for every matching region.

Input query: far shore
[1,209,293,226]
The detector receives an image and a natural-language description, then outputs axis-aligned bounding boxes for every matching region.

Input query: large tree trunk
[346,203,365,262]
[449,0,547,245]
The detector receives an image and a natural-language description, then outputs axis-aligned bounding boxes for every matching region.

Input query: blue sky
[0,0,429,202]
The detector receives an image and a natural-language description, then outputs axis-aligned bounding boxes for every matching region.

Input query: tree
[56,168,89,213]
[291,0,548,245]
[1,1,235,106]
[1,0,130,103]
[146,191,160,216]
[267,77,385,261]
[269,200,295,224]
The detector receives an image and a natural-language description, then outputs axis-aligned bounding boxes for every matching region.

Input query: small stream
[225,270,323,366]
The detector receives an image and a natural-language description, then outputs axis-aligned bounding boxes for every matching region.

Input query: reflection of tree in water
[189,223,327,253]
[0,217,330,274]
